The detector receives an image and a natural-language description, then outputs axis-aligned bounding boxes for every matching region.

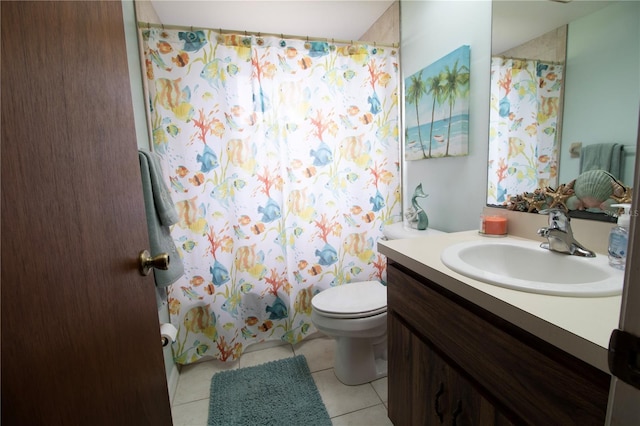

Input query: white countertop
[378,230,622,373]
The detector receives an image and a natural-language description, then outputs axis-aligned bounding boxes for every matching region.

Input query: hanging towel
[138,149,184,307]
[579,143,624,179]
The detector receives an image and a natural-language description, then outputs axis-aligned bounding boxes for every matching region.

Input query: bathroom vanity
[379,231,621,425]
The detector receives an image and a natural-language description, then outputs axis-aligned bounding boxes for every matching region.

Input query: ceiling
[149,0,396,41]
[148,1,615,54]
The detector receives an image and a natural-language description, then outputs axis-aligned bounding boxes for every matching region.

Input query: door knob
[138,250,170,276]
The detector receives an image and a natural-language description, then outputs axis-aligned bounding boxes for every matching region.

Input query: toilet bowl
[310,221,443,385]
[311,281,387,385]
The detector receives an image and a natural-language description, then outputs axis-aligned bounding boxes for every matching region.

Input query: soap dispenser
[608,203,632,269]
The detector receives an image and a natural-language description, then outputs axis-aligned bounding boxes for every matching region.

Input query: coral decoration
[496,158,507,183]
[309,110,332,142]
[192,107,224,144]
[263,268,292,297]
[369,160,383,189]
[207,225,232,259]
[313,213,341,243]
[368,60,379,90]
[216,335,242,362]
[371,254,386,283]
[256,167,277,198]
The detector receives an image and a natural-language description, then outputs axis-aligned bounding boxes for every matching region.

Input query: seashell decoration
[567,170,619,210]
[507,169,632,216]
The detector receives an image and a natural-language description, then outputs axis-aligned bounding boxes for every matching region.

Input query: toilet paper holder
[160,323,178,347]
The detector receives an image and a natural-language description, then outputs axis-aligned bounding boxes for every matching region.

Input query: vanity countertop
[378,230,622,373]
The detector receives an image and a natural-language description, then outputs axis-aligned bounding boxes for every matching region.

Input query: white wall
[121,0,179,402]
[401,1,492,232]
[559,1,639,187]
[122,0,153,151]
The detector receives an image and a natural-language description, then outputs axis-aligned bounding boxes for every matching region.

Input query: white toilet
[311,221,443,385]
[381,221,443,240]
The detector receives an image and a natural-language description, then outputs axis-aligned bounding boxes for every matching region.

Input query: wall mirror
[487,0,639,221]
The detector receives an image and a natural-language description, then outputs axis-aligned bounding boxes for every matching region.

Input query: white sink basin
[440,238,624,297]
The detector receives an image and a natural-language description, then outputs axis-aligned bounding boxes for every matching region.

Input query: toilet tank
[382,222,444,240]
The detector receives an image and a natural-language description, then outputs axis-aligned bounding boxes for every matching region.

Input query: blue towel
[580,143,624,179]
[138,149,184,307]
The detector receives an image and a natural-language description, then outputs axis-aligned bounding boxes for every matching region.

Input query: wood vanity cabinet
[387,262,610,426]
[389,313,514,425]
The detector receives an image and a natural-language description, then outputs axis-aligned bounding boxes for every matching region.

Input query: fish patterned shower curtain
[487,57,564,205]
[141,27,400,364]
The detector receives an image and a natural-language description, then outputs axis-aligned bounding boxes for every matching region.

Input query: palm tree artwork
[441,59,470,156]
[404,45,470,160]
[425,74,443,158]
[405,71,428,158]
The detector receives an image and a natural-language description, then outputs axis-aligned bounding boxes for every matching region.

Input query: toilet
[311,221,444,385]
[381,221,443,240]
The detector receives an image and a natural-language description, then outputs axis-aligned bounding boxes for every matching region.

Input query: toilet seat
[311,281,387,319]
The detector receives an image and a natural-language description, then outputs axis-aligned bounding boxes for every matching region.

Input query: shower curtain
[140,27,400,364]
[487,57,564,205]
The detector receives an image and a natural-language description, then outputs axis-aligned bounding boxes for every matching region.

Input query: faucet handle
[538,208,571,231]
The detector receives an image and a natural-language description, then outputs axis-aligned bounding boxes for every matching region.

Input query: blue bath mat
[208,354,332,426]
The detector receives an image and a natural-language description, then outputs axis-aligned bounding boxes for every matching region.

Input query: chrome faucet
[536,208,596,257]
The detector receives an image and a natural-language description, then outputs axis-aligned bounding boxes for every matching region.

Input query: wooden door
[1,2,172,425]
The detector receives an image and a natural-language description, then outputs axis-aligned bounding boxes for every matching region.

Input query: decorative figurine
[411,183,429,230]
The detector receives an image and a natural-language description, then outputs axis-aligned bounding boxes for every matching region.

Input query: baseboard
[244,339,289,354]
[243,332,327,354]
[167,363,180,404]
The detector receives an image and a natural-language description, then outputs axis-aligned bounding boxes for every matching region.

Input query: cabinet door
[446,361,514,426]
[389,311,444,425]
[389,312,514,425]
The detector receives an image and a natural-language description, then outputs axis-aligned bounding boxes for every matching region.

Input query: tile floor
[171,335,393,426]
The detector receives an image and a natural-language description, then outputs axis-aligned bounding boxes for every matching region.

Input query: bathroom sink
[440,238,624,297]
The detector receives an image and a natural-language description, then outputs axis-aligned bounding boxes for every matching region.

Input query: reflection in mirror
[487,50,565,204]
[507,169,632,218]
[486,1,639,221]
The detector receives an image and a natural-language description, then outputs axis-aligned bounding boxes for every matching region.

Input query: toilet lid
[311,281,387,318]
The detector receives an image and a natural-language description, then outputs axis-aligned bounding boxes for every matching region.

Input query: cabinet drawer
[387,263,609,425]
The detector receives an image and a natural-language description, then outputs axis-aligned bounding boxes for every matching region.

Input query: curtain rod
[492,55,563,66]
[137,21,398,49]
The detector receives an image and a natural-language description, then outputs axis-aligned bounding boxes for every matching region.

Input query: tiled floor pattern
[171,335,393,426]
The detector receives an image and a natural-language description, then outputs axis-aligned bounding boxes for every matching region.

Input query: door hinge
[609,329,640,390]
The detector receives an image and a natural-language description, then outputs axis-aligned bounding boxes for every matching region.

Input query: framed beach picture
[405,45,470,160]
